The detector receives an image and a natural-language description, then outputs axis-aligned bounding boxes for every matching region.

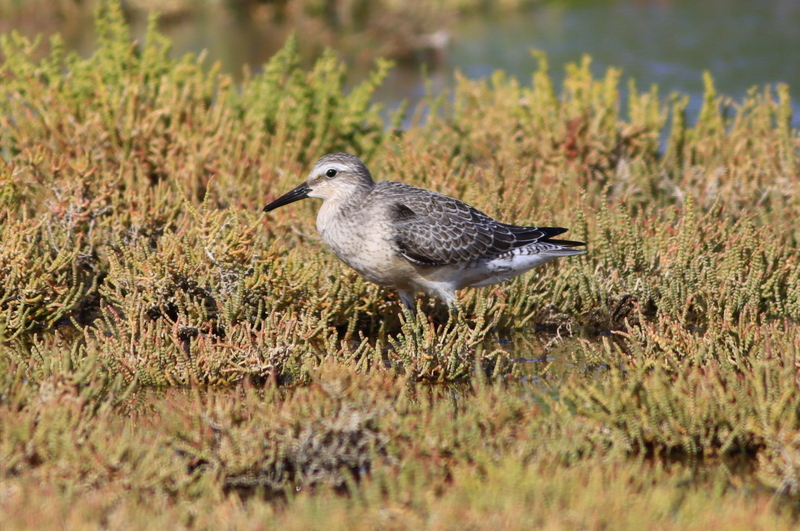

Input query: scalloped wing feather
[380,182,579,267]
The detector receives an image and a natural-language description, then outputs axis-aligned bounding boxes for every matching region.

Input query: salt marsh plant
[1,2,800,528]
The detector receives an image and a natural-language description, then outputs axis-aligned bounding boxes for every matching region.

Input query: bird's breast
[317,206,413,288]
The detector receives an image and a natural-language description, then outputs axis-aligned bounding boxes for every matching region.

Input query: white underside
[465,252,564,287]
[401,248,586,307]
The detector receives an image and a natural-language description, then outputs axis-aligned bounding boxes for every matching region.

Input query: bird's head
[263,153,375,212]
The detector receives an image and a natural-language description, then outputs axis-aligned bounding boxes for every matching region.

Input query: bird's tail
[537,227,586,250]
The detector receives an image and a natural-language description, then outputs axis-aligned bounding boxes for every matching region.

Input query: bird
[263,153,586,312]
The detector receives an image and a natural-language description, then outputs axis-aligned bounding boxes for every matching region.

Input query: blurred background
[1,0,798,126]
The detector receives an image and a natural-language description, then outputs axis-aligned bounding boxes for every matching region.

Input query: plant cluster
[1,2,800,528]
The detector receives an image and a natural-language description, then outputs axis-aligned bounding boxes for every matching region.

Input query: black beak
[263,183,311,212]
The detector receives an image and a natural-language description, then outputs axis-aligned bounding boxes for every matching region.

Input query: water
[493,332,593,385]
[5,1,799,124]
[129,0,800,127]
[448,0,800,126]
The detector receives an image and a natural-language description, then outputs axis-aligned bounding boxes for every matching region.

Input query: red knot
[264,153,586,311]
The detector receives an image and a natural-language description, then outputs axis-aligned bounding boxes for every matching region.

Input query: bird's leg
[431,289,460,326]
[444,295,459,315]
[397,289,417,315]
[439,288,459,315]
[445,298,461,327]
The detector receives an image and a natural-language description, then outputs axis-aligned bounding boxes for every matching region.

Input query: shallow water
[492,331,593,385]
[7,1,797,127]
[448,0,800,126]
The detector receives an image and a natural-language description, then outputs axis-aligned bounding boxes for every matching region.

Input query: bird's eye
[325,168,337,178]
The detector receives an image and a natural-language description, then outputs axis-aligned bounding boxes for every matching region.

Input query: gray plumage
[264,153,586,311]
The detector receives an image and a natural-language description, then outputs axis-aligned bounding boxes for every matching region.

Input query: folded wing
[386,183,583,267]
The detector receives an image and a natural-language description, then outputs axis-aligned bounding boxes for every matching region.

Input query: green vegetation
[0,0,542,64]
[1,3,799,528]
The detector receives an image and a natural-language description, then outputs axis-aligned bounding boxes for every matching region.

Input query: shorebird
[263,153,586,311]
